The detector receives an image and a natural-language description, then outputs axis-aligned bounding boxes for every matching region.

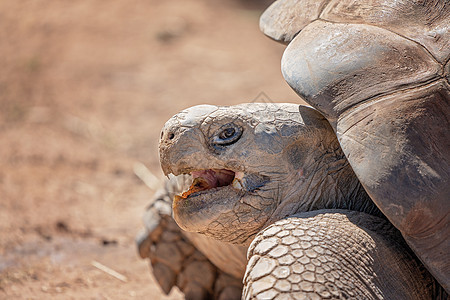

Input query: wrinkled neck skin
[270,136,380,229]
[159,103,380,246]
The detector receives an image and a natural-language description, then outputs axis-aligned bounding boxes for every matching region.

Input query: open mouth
[176,169,244,200]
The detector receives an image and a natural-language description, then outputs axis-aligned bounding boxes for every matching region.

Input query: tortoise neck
[307,141,382,216]
[273,138,382,221]
[318,157,382,216]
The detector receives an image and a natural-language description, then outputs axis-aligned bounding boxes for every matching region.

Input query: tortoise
[137,0,449,298]
[139,103,444,299]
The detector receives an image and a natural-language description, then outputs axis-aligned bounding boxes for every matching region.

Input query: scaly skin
[244,211,434,300]
[156,103,439,298]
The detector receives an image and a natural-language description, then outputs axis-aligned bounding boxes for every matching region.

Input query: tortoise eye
[211,123,243,147]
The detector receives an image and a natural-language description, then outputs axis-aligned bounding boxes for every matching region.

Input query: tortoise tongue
[180,169,235,199]
[192,170,219,187]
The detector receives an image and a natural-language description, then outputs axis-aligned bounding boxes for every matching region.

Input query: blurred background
[0,0,301,298]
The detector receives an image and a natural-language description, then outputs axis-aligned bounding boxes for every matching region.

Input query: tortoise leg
[243,210,437,300]
[137,214,217,299]
[137,175,243,299]
[214,272,243,300]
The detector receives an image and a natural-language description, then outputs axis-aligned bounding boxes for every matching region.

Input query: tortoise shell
[261,0,450,291]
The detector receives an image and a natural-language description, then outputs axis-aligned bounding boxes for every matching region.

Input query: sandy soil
[0,0,302,299]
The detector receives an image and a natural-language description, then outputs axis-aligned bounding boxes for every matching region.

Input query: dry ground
[0,0,302,299]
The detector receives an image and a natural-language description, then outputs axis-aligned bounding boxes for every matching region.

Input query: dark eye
[219,127,235,139]
[211,123,243,146]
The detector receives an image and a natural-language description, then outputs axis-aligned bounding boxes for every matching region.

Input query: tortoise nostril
[168,133,175,140]
[160,131,164,139]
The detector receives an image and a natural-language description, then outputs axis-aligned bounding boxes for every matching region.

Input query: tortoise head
[159,103,375,245]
